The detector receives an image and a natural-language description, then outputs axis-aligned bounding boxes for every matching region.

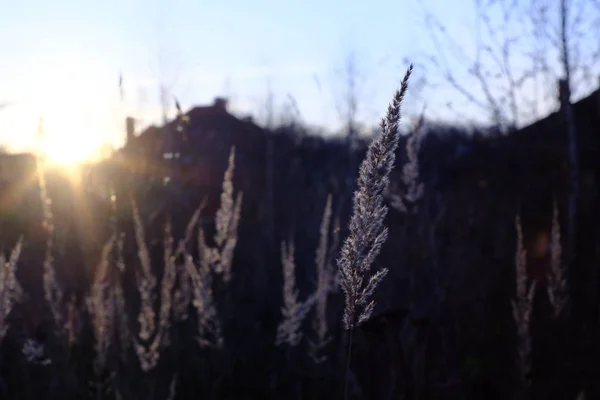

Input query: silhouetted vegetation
[0,79,598,400]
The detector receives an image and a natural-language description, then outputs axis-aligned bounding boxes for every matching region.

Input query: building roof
[123,97,264,155]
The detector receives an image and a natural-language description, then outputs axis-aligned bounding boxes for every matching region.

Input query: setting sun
[3,58,123,166]
[39,110,103,165]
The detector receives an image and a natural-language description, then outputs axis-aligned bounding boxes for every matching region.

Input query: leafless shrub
[512,215,536,390]
[338,65,413,331]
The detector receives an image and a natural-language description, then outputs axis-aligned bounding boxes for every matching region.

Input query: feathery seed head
[338,65,412,330]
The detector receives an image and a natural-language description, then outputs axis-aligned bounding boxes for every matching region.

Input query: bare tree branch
[418,0,600,128]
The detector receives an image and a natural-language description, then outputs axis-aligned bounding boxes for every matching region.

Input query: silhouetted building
[120,97,265,191]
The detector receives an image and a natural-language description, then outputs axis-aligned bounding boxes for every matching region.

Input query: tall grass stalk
[512,215,536,395]
[37,159,64,330]
[547,199,567,318]
[337,64,412,399]
[309,194,335,363]
[0,237,23,343]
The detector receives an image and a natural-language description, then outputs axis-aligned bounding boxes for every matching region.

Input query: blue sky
[0,0,598,160]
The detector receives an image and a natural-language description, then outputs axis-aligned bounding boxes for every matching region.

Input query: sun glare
[41,112,100,166]
[20,61,120,167]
